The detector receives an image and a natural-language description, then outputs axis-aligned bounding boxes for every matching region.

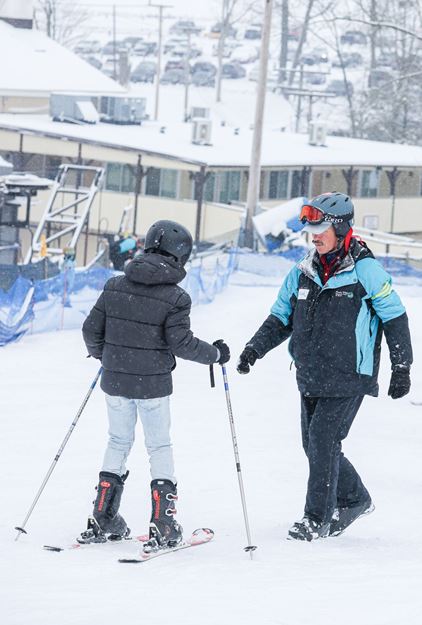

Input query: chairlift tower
[24,164,104,264]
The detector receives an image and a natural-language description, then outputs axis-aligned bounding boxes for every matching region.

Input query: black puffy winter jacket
[82,253,219,399]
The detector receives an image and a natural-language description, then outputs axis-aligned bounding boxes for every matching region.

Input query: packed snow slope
[1,274,422,625]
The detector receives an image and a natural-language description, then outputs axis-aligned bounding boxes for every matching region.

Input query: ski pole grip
[209,364,215,388]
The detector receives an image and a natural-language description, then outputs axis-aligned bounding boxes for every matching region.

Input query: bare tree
[215,0,260,101]
[34,0,89,48]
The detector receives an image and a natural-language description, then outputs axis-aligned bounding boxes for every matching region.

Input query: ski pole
[14,366,103,541]
[219,364,257,559]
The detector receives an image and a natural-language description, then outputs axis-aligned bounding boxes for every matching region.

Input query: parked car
[84,55,102,70]
[368,69,393,88]
[191,71,215,87]
[231,45,259,64]
[377,52,396,68]
[288,26,301,41]
[222,62,246,79]
[333,52,364,68]
[191,61,217,76]
[169,20,202,35]
[160,69,190,84]
[301,47,329,65]
[102,41,128,55]
[101,60,117,78]
[305,71,327,85]
[74,40,101,54]
[326,79,354,96]
[133,41,157,56]
[123,36,144,49]
[244,27,261,40]
[130,61,157,83]
[163,37,185,54]
[165,58,187,72]
[340,30,368,45]
[210,22,237,38]
[248,63,260,81]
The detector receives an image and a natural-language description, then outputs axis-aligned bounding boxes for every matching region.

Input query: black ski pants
[300,395,370,524]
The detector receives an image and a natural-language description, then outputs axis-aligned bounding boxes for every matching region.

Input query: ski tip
[192,527,214,538]
[43,545,64,552]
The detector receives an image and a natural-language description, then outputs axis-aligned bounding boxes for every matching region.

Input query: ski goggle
[299,205,326,225]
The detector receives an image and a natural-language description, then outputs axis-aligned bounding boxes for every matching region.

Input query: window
[145,168,178,198]
[121,166,135,193]
[291,170,303,197]
[268,171,288,199]
[218,171,240,203]
[194,172,215,201]
[204,173,216,201]
[105,163,136,192]
[105,163,122,191]
[145,168,161,196]
[160,169,178,198]
[360,170,379,197]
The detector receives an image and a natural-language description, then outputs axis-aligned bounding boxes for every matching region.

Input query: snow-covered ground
[1,271,422,625]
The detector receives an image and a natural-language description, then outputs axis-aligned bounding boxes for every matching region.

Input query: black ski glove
[213,339,230,365]
[388,366,411,399]
[237,346,258,375]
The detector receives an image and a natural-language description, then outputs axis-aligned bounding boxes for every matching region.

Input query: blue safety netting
[0,253,238,347]
[1,247,420,347]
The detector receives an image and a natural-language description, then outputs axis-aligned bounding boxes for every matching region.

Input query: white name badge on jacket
[298,288,309,300]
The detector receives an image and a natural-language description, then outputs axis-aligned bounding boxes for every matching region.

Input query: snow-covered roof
[0,21,126,98]
[0,113,422,170]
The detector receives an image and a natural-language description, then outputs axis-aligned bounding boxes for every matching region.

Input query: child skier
[80,220,230,548]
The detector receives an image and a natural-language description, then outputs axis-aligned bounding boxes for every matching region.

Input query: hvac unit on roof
[50,93,99,124]
[190,106,210,120]
[99,96,147,125]
[191,119,212,145]
[308,120,327,146]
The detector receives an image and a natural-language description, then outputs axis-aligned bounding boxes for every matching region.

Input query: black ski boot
[78,516,107,544]
[78,471,130,544]
[145,479,183,552]
[329,499,375,537]
[288,516,330,541]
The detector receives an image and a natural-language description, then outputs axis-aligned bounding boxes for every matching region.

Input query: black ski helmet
[144,220,193,266]
[302,192,354,238]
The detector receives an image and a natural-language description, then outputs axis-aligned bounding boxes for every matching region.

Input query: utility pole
[278,0,288,84]
[112,4,117,81]
[216,0,229,103]
[183,30,192,121]
[295,64,304,132]
[242,0,273,249]
[150,2,173,121]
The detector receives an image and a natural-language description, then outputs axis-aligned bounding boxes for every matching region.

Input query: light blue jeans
[102,394,176,483]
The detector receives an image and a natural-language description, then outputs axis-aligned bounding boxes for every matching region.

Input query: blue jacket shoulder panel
[356,257,405,323]
[270,265,301,325]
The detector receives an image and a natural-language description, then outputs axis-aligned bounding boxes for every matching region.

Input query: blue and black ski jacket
[246,239,412,397]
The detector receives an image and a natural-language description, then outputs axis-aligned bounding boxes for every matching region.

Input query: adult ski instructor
[80,220,230,549]
[237,192,413,541]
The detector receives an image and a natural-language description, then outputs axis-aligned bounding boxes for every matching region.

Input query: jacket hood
[124,252,186,285]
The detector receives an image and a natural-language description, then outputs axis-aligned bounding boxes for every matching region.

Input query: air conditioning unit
[308,120,327,146]
[191,119,212,145]
[190,106,210,120]
[50,93,99,124]
[99,96,146,124]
